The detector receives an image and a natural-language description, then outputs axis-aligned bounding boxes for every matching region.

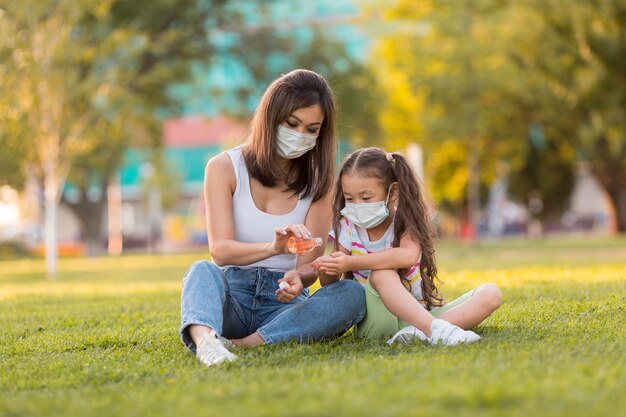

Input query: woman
[180,69,366,367]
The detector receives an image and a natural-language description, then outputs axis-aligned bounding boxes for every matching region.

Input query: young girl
[313,147,502,346]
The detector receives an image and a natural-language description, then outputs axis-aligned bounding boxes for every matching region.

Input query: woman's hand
[272,224,313,254]
[315,251,353,275]
[275,270,304,303]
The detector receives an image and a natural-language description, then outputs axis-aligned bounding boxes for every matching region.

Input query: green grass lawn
[1,237,625,417]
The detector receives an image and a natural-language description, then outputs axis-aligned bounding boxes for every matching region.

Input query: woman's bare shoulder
[205,151,236,188]
[206,151,233,170]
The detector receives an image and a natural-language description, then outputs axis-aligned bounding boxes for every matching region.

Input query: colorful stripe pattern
[330,217,423,299]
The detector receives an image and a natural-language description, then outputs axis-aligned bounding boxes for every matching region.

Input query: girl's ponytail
[388,152,443,309]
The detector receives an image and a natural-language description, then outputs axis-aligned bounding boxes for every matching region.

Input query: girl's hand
[317,251,353,275]
[272,224,313,254]
[275,270,304,303]
[312,255,333,274]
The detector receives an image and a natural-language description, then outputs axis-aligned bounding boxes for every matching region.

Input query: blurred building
[172,0,367,116]
[114,116,247,250]
[562,162,615,234]
[480,161,615,239]
[133,1,365,251]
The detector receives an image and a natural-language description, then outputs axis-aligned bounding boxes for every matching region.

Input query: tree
[369,0,578,229]
[221,17,383,146]
[370,1,526,219]
[0,0,228,274]
[2,1,101,276]
[509,0,626,231]
[57,0,223,255]
[1,0,381,270]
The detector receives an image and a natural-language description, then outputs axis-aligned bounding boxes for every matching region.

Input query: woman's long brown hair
[242,69,336,202]
[331,147,444,309]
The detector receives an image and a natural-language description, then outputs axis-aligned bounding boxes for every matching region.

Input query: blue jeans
[180,260,366,352]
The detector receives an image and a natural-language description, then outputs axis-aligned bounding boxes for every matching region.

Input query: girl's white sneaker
[428,319,481,346]
[196,330,236,366]
[387,326,429,345]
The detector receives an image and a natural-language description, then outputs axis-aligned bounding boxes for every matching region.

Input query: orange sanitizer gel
[287,236,323,254]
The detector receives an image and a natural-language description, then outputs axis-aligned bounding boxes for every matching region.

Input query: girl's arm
[205,153,305,266]
[314,243,351,287]
[318,233,421,275]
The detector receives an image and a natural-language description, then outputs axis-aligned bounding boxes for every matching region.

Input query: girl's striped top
[329,217,423,299]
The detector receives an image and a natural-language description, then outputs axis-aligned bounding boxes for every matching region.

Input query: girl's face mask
[276,125,318,159]
[341,187,393,229]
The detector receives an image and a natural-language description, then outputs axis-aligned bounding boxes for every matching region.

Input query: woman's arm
[293,190,334,288]
[274,190,335,302]
[205,153,283,266]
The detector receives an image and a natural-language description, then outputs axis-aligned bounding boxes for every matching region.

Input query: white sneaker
[428,319,481,346]
[196,330,236,366]
[387,326,429,346]
[218,335,236,350]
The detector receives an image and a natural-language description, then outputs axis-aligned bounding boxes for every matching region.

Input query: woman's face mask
[276,125,318,159]
[340,187,393,229]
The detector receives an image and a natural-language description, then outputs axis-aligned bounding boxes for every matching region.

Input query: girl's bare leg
[437,283,503,329]
[369,270,435,337]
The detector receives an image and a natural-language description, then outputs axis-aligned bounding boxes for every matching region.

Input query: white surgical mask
[340,187,392,229]
[276,125,318,159]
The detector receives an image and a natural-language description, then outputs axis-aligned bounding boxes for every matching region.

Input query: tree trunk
[107,175,123,256]
[63,184,108,257]
[44,173,59,279]
[467,140,480,241]
[606,184,626,233]
[592,133,626,232]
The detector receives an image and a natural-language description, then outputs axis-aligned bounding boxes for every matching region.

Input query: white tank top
[224,146,313,271]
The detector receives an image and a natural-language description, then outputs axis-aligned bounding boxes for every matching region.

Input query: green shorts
[356,280,477,339]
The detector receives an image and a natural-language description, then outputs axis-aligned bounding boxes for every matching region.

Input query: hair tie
[386,153,394,162]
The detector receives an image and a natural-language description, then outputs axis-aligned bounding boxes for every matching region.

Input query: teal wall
[170,0,367,117]
[122,0,365,189]
[119,146,222,188]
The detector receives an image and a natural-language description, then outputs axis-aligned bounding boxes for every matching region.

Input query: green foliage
[1,239,625,416]
[222,16,383,145]
[0,1,239,255]
[508,138,576,218]
[369,0,592,216]
[372,0,626,226]
[372,0,529,210]
[0,240,32,259]
[0,0,229,252]
[0,0,378,250]
[508,0,626,229]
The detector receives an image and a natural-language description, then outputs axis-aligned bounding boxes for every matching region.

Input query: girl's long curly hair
[331,147,444,309]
